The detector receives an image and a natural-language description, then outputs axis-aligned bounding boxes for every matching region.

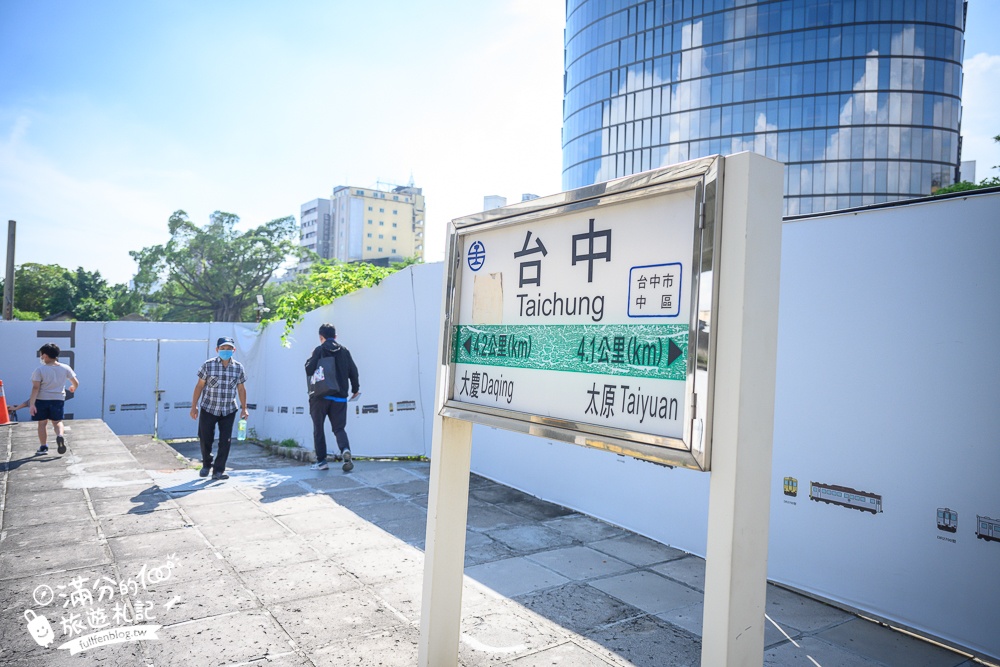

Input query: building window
[392,222,398,227]
[368,219,372,224]
[378,234,383,239]
[378,247,383,252]
[368,206,372,211]
[366,246,372,251]
[367,233,372,238]
[392,210,397,214]
[379,207,384,213]
[379,221,384,226]
[392,235,396,240]
[356,190,364,195]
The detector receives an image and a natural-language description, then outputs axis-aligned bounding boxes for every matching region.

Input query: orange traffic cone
[0,380,11,426]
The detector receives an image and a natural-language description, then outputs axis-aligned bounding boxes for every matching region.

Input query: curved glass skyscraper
[562,0,966,215]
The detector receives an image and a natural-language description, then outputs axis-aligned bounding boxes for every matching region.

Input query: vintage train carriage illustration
[809,482,882,514]
[783,476,798,497]
[936,507,958,533]
[975,515,1000,542]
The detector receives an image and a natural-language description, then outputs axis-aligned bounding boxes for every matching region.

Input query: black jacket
[305,339,359,399]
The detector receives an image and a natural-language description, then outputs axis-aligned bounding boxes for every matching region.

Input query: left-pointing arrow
[463,336,473,354]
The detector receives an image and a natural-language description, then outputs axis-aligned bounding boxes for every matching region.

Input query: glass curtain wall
[562,0,966,215]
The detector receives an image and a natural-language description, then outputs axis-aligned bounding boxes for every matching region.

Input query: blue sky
[1,1,997,285]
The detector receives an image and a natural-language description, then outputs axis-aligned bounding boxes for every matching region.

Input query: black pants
[198,409,237,474]
[310,398,349,463]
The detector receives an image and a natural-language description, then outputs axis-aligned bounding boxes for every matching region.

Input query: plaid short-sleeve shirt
[197,357,247,416]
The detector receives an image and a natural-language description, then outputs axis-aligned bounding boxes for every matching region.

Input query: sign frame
[438,156,724,471]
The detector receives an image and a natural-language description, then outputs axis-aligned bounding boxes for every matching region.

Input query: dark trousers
[309,398,349,463]
[198,409,237,474]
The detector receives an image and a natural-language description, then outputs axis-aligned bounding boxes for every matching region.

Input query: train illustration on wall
[809,481,882,514]
[976,515,999,542]
[936,508,958,533]
[783,476,798,497]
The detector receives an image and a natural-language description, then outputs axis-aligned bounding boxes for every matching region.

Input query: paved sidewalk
[0,420,984,666]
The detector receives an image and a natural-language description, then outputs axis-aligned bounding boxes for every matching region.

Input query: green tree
[1,263,142,321]
[131,210,303,322]
[264,260,399,344]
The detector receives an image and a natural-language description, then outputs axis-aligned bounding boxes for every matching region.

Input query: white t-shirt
[31,362,77,400]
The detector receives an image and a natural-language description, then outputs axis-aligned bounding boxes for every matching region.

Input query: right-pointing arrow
[667,338,683,367]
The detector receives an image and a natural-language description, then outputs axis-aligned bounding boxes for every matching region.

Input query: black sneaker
[212,472,229,480]
[199,466,211,477]
[36,445,49,455]
[342,450,353,473]
[56,436,66,454]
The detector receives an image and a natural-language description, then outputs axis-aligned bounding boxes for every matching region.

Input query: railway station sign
[439,157,723,470]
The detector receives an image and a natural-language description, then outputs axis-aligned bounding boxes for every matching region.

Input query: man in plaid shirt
[189,336,249,480]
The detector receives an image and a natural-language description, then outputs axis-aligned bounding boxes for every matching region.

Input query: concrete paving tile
[241,651,313,666]
[182,498,269,525]
[117,549,230,587]
[0,540,110,581]
[274,505,360,534]
[517,582,644,635]
[466,556,570,598]
[255,482,317,503]
[469,481,535,505]
[504,496,577,522]
[219,536,320,573]
[1,500,95,530]
[3,474,79,493]
[543,513,629,543]
[0,564,119,616]
[764,636,885,667]
[304,522,402,559]
[464,531,518,567]
[817,617,970,667]
[145,610,293,665]
[85,482,165,500]
[106,526,208,562]
[140,568,259,624]
[347,465,425,487]
[169,486,248,507]
[90,492,177,516]
[375,574,423,622]
[1,487,87,509]
[256,492,344,516]
[324,486,396,508]
[244,559,358,604]
[656,602,790,647]
[197,516,291,547]
[310,623,420,666]
[377,514,428,548]
[526,546,634,581]
[507,640,621,666]
[590,533,688,567]
[0,621,147,666]
[585,614,702,667]
[98,508,188,539]
[650,555,706,591]
[590,571,702,615]
[484,524,576,555]
[270,590,403,652]
[466,503,530,531]
[381,478,429,499]
[765,584,853,634]
[333,542,424,587]
[458,603,568,666]
[350,497,427,527]
[0,521,100,552]
[297,474,364,493]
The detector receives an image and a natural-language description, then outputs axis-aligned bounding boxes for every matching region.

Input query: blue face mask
[218,350,234,360]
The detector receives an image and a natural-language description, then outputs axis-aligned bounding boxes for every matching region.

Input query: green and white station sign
[440,157,723,470]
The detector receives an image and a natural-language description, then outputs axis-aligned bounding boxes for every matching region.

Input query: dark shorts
[32,399,65,422]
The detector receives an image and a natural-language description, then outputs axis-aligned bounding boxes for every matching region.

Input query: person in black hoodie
[305,323,360,471]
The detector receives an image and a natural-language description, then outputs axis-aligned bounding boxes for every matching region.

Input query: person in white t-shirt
[29,342,79,456]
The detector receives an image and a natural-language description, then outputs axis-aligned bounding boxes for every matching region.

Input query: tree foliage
[130,210,303,322]
[933,175,1000,195]
[264,260,403,345]
[0,263,140,320]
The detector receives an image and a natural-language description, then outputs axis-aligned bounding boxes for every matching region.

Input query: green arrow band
[452,323,688,380]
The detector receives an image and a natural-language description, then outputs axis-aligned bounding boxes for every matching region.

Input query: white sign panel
[441,158,722,470]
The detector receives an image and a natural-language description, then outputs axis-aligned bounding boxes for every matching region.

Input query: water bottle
[237,418,247,441]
